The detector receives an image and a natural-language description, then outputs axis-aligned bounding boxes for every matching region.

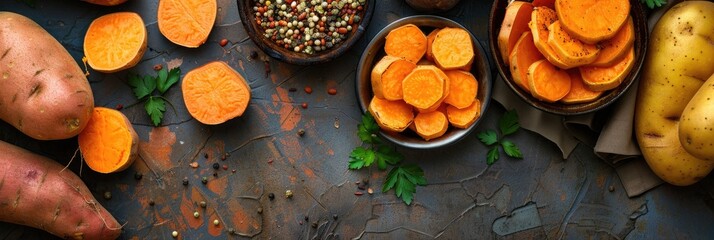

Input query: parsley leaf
[145,97,166,126]
[157,68,181,94]
[502,140,523,158]
[375,145,403,170]
[499,109,520,136]
[477,130,498,146]
[487,147,499,165]
[362,113,380,134]
[641,0,666,9]
[382,164,426,205]
[128,74,156,99]
[349,147,375,170]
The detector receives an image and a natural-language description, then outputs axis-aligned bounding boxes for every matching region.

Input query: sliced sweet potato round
[547,20,600,66]
[580,47,635,91]
[529,6,574,69]
[446,99,482,129]
[368,97,414,132]
[509,31,544,93]
[413,110,449,141]
[425,29,440,61]
[443,70,478,109]
[385,24,427,63]
[371,56,416,101]
[560,69,603,104]
[527,59,571,102]
[402,65,450,112]
[182,61,251,125]
[78,107,138,173]
[497,1,534,66]
[555,0,630,44]
[432,27,474,70]
[84,12,147,73]
[588,17,635,67]
[158,0,217,48]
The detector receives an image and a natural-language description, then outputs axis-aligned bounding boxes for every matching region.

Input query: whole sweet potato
[0,140,122,239]
[0,12,94,140]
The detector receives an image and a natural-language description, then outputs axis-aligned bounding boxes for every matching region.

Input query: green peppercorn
[202,177,208,184]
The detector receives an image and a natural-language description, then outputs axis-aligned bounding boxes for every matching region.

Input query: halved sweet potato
[560,69,603,104]
[444,70,478,109]
[555,0,630,44]
[547,20,600,66]
[527,59,571,102]
[158,0,217,48]
[509,31,544,93]
[371,56,417,100]
[446,99,482,129]
[368,97,414,132]
[529,6,574,69]
[402,65,450,112]
[431,27,474,70]
[84,12,147,73]
[589,17,635,67]
[497,1,534,65]
[413,110,449,141]
[385,24,427,63]
[580,47,635,91]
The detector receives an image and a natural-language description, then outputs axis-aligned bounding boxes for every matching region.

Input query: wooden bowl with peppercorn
[237,0,375,65]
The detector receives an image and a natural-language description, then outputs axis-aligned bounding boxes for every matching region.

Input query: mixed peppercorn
[252,0,367,54]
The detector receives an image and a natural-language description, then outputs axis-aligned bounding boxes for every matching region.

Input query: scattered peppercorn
[327,88,337,95]
[219,38,229,47]
[268,193,275,200]
[311,222,318,228]
[221,153,227,161]
[153,64,163,71]
[103,191,112,200]
[301,103,308,109]
[213,173,218,177]
[232,169,237,173]
[183,177,189,186]
[257,207,263,214]
[194,211,200,218]
[304,86,313,94]
[367,188,373,195]
[115,104,124,110]
[200,201,207,208]
[304,215,309,221]
[149,200,155,206]
[223,165,228,170]
[354,191,363,196]
[134,172,143,180]
[213,219,220,226]
[332,214,338,220]
[204,153,209,158]
[297,129,305,136]
[609,186,615,192]
[202,176,208,184]
[228,228,237,235]
[172,231,178,238]
[285,190,293,198]
[289,87,297,92]
[213,163,220,170]
[250,51,259,59]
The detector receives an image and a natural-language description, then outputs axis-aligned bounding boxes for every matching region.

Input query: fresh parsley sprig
[128,67,181,126]
[641,0,666,9]
[477,109,523,165]
[349,113,426,205]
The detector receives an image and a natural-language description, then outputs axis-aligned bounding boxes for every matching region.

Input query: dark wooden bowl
[237,0,375,65]
[488,0,648,115]
[356,15,492,149]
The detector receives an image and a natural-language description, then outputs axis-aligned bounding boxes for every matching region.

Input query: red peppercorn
[304,86,313,94]
[115,104,124,110]
[153,64,163,71]
[328,88,337,95]
[219,39,228,47]
[301,103,308,109]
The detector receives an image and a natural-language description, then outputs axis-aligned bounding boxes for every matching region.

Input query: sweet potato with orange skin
[528,59,571,102]
[402,65,450,112]
[413,110,449,141]
[529,7,574,69]
[509,31,544,93]
[547,20,600,66]
[443,70,478,109]
[555,0,630,44]
[589,17,635,67]
[368,97,414,132]
[431,27,474,70]
[84,12,147,73]
[580,47,635,91]
[497,1,533,66]
[182,61,251,125]
[0,140,122,239]
[385,24,427,63]
[0,12,94,140]
[446,98,482,129]
[561,69,602,104]
[158,0,217,48]
[371,55,416,100]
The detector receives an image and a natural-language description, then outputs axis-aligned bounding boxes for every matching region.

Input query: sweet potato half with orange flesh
[447,98,482,129]
[555,0,630,44]
[497,1,534,66]
[528,59,571,102]
[560,69,603,104]
[385,24,427,63]
[84,12,147,73]
[431,27,474,70]
[368,97,414,132]
[182,61,251,125]
[581,47,635,91]
[371,55,416,100]
[413,110,449,141]
[547,20,600,66]
[0,140,122,239]
[402,65,450,112]
[589,17,635,67]
[444,70,478,109]
[529,7,573,69]
[509,31,544,93]
[158,0,217,48]
[79,107,138,173]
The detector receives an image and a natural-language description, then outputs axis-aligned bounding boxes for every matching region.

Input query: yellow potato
[680,73,714,160]
[635,1,714,186]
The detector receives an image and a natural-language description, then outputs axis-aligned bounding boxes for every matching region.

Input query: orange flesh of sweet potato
[158,0,217,48]
[402,65,450,112]
[78,107,138,173]
[413,110,449,141]
[527,59,571,102]
[84,12,147,73]
[371,55,416,100]
[547,20,600,66]
[182,61,251,125]
[529,7,574,69]
[444,70,478,109]
[385,24,427,63]
[368,96,414,132]
[580,47,635,91]
[560,69,603,104]
[425,29,440,61]
[589,17,635,67]
[555,0,630,44]
[0,140,122,239]
[509,31,544,93]
[432,27,474,70]
[446,98,482,129]
[497,1,534,66]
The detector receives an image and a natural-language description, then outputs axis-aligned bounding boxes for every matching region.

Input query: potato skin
[680,73,714,160]
[0,12,94,140]
[0,140,122,239]
[634,1,714,186]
